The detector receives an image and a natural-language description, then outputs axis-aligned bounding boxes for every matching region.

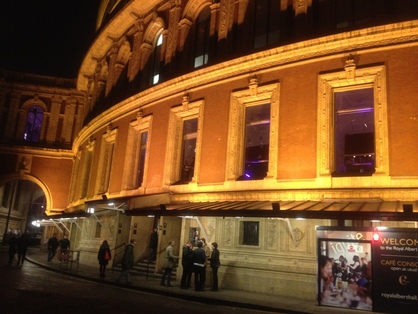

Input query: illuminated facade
[1,0,418,302]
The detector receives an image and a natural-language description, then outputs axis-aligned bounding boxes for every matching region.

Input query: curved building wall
[67,1,418,300]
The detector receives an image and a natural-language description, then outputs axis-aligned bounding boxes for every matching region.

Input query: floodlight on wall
[102,194,108,201]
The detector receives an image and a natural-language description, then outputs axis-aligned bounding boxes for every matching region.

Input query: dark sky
[0,1,101,78]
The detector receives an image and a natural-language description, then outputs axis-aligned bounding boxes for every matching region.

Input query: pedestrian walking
[160,240,178,287]
[16,232,30,265]
[47,233,59,262]
[117,239,136,285]
[148,227,158,262]
[8,234,18,265]
[98,240,112,278]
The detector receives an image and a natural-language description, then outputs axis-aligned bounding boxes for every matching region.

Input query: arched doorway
[0,179,46,244]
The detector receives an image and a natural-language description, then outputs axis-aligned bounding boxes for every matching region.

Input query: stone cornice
[0,145,73,159]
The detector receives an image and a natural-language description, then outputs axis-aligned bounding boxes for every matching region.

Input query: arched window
[193,7,211,68]
[253,0,281,49]
[152,33,163,85]
[24,106,44,143]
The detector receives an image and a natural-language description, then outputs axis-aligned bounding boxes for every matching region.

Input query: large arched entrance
[0,178,47,244]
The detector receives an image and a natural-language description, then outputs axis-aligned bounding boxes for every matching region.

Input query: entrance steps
[112,259,177,281]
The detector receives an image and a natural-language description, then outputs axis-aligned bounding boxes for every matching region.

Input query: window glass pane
[193,8,210,68]
[152,33,163,85]
[24,105,43,143]
[334,88,375,175]
[254,0,280,48]
[242,221,259,246]
[95,222,102,238]
[180,118,197,183]
[194,54,208,68]
[243,103,270,180]
[136,131,148,187]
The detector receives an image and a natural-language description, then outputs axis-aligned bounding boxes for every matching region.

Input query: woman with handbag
[97,240,111,278]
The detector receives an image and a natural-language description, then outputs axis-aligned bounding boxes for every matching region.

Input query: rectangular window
[24,106,44,143]
[253,0,281,49]
[194,54,208,68]
[165,100,203,186]
[336,0,372,29]
[95,222,102,238]
[193,10,210,68]
[136,131,148,187]
[242,103,270,180]
[1,182,11,208]
[96,129,117,194]
[241,221,259,246]
[178,118,197,184]
[227,82,279,182]
[334,88,375,176]
[80,150,93,198]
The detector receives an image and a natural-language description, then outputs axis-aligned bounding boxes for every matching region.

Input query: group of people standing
[46,233,70,262]
[162,237,221,292]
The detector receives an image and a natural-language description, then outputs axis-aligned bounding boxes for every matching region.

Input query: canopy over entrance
[126,199,418,221]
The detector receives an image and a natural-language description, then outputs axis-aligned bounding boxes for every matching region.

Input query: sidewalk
[18,246,379,314]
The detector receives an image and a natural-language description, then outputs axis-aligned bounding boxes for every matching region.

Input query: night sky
[0,1,101,78]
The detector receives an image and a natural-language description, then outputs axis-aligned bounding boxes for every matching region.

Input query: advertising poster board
[317,227,418,314]
[371,228,418,313]
[316,227,373,311]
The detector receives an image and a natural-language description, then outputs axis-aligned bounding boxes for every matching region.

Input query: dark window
[241,103,270,180]
[95,222,102,238]
[24,106,44,143]
[334,88,375,176]
[336,0,372,29]
[179,118,197,183]
[194,8,211,68]
[242,221,259,246]
[1,181,12,208]
[253,0,281,48]
[80,152,93,198]
[136,131,148,187]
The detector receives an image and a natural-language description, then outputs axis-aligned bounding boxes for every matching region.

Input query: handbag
[104,250,110,261]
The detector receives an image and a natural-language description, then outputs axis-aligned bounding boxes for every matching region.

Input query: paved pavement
[5,246,383,314]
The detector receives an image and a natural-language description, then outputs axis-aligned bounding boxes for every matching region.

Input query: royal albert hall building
[1,0,418,303]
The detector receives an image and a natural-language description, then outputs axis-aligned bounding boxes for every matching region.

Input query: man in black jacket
[192,241,207,291]
[47,233,59,262]
[180,241,193,289]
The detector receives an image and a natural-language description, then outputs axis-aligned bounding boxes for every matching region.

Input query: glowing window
[24,106,43,143]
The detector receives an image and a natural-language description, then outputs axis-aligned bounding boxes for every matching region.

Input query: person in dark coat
[117,239,136,285]
[8,234,18,265]
[148,228,158,262]
[180,241,194,289]
[97,240,111,278]
[208,242,221,291]
[16,232,30,265]
[58,234,70,253]
[192,241,207,291]
[47,233,59,262]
